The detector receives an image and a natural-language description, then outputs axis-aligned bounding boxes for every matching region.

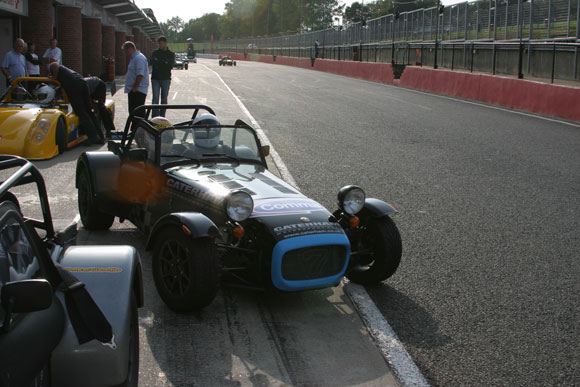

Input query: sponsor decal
[253,198,325,216]
[66,267,122,273]
[167,177,224,206]
[273,221,343,239]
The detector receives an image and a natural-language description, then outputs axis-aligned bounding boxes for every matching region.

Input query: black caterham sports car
[76,105,401,312]
[219,56,236,66]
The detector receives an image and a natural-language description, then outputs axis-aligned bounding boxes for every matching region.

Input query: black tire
[346,216,402,285]
[184,63,188,70]
[77,168,115,230]
[152,228,219,312]
[117,293,139,387]
[56,117,66,154]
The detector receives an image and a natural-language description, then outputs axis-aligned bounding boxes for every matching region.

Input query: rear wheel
[153,228,219,312]
[347,216,402,285]
[77,168,115,230]
[56,117,66,154]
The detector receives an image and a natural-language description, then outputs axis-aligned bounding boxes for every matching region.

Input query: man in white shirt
[43,38,62,72]
[122,41,149,118]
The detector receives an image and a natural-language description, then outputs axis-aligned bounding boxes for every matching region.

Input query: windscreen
[159,125,262,166]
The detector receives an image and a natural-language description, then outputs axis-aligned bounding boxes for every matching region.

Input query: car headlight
[225,191,254,222]
[337,185,366,215]
[31,118,52,144]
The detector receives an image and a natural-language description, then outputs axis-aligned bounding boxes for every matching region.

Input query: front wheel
[152,229,219,312]
[56,117,66,154]
[116,293,139,387]
[347,216,402,285]
[77,168,115,230]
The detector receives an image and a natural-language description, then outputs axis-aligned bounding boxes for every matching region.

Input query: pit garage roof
[96,0,163,38]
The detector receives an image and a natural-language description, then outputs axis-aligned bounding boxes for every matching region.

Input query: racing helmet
[33,84,55,104]
[192,113,221,148]
[150,116,173,153]
[150,116,172,130]
[11,87,28,102]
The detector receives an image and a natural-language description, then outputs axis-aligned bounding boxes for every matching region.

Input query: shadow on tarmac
[366,283,452,350]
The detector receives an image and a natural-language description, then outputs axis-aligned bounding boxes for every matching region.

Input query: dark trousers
[66,80,102,142]
[128,91,147,118]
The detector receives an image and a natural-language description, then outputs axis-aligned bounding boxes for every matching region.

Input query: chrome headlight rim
[338,185,366,215]
[225,191,254,222]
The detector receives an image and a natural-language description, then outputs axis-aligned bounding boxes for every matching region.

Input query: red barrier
[314,60,394,84]
[220,52,580,122]
[400,67,580,122]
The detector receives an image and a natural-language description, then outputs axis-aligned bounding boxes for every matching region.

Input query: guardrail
[206,0,579,82]
[215,40,579,83]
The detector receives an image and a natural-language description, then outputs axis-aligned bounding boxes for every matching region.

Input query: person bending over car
[85,76,116,138]
[49,62,104,145]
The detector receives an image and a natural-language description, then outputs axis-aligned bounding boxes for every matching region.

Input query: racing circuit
[12,58,580,386]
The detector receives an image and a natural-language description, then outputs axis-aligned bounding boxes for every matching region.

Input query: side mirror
[2,279,53,314]
[261,145,270,157]
[2,279,53,332]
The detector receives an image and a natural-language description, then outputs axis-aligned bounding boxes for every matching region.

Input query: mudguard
[50,245,143,387]
[360,198,399,219]
[76,151,121,197]
[145,212,221,250]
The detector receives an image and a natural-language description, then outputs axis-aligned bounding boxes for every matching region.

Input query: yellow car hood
[0,106,58,159]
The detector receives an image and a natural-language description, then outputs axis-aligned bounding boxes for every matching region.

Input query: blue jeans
[151,79,171,117]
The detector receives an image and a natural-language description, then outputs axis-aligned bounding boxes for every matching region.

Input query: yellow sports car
[0,77,114,160]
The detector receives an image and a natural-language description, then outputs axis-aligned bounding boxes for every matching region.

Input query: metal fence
[211,0,579,81]
[217,0,579,47]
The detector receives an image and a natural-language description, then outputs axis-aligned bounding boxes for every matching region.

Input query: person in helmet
[150,116,174,155]
[192,113,221,149]
[32,83,55,104]
[11,86,29,102]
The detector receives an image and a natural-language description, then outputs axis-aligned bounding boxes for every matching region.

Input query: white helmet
[33,84,55,104]
[192,113,221,149]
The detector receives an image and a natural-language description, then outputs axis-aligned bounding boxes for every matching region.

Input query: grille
[281,245,347,281]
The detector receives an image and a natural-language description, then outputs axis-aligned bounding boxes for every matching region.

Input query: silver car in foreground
[0,155,143,386]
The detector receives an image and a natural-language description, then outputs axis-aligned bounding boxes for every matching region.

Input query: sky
[133,0,464,25]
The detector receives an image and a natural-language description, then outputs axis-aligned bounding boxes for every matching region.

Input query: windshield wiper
[201,153,241,165]
[160,154,200,168]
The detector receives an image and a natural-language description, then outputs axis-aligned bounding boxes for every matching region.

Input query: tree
[344,1,371,24]
[166,16,185,35]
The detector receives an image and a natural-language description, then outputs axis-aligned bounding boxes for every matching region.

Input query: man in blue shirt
[122,41,149,118]
[1,39,27,87]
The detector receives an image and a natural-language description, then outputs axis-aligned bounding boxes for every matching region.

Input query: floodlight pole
[434,0,440,69]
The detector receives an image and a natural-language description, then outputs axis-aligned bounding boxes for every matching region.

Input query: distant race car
[0,155,143,386]
[219,56,236,66]
[75,104,402,312]
[0,77,114,160]
[173,54,188,70]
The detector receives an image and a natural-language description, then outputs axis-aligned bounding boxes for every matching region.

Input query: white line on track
[204,63,429,387]
[172,91,178,101]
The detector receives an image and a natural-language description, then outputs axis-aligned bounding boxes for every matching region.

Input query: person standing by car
[43,38,62,72]
[25,42,42,77]
[123,41,149,118]
[150,36,174,117]
[1,38,27,87]
[85,76,116,138]
[49,63,103,145]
